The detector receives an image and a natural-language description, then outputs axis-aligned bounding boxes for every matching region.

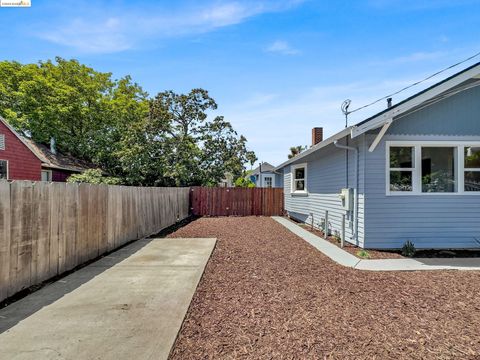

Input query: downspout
[334,140,359,245]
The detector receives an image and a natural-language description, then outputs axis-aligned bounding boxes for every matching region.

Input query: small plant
[319,218,326,233]
[332,230,341,244]
[402,240,416,257]
[356,249,370,259]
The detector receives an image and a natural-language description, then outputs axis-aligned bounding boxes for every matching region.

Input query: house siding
[388,85,480,136]
[252,171,282,188]
[51,168,75,182]
[364,85,480,249]
[0,121,41,181]
[284,139,366,247]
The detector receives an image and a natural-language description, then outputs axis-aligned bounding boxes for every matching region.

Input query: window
[389,146,414,192]
[464,146,480,191]
[0,134,4,150]
[421,147,456,192]
[387,142,480,195]
[264,176,272,188]
[0,160,8,179]
[291,163,307,193]
[41,170,52,182]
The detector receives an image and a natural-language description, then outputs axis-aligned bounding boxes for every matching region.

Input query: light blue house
[275,62,480,249]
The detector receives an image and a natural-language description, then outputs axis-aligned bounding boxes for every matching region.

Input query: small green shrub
[234,177,255,188]
[402,240,416,257]
[356,249,370,259]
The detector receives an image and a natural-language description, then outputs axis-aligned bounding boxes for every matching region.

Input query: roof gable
[0,116,96,173]
[275,61,480,170]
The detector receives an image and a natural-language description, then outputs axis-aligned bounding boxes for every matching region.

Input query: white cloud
[40,17,132,53]
[265,40,300,55]
[37,1,305,54]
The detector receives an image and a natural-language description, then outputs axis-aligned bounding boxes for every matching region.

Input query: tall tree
[145,89,254,186]
[0,59,255,186]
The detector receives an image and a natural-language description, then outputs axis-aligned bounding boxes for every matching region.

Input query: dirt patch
[168,217,480,359]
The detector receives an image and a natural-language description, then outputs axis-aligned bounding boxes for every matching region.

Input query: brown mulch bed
[298,221,480,260]
[297,223,405,259]
[168,217,480,359]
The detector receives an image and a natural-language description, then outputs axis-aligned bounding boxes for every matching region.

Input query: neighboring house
[0,116,96,182]
[275,62,480,249]
[248,162,282,188]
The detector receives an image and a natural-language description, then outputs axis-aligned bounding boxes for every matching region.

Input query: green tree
[0,59,254,187]
[0,57,149,169]
[145,89,254,186]
[288,145,307,159]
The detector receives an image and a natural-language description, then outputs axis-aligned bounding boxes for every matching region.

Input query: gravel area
[168,216,480,359]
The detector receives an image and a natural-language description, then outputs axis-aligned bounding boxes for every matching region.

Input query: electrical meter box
[339,188,354,211]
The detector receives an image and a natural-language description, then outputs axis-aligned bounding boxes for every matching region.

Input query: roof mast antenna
[341,99,351,128]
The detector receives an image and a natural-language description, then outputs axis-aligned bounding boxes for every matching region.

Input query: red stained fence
[190,187,284,216]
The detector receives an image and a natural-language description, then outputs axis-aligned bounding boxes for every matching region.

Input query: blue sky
[1,0,480,166]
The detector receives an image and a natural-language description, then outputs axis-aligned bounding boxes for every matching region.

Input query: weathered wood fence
[190,187,284,216]
[0,181,189,303]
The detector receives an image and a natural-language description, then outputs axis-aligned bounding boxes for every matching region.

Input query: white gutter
[333,140,359,245]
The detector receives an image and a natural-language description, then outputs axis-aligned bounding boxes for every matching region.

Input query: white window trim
[264,176,273,188]
[386,140,480,196]
[0,134,5,150]
[291,162,308,195]
[0,159,9,180]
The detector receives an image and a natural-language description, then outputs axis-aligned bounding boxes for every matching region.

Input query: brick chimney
[311,127,323,146]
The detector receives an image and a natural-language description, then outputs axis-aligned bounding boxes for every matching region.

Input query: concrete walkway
[0,237,216,360]
[273,216,480,271]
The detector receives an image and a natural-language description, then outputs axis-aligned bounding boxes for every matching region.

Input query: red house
[0,116,95,182]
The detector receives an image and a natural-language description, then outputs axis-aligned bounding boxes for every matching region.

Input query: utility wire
[346,50,480,115]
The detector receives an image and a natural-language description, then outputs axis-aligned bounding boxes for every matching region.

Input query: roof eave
[0,116,46,163]
[351,61,480,138]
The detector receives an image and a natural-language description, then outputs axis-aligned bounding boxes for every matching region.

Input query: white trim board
[386,140,480,196]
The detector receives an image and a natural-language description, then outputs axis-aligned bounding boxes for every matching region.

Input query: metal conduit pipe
[333,140,359,245]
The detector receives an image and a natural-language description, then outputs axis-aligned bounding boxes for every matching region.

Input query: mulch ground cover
[168,216,480,359]
[298,221,480,260]
[297,223,405,259]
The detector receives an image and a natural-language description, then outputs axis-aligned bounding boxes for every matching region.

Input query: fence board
[0,181,10,300]
[0,181,190,303]
[190,187,284,217]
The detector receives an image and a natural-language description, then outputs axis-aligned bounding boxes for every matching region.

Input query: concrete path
[273,216,480,271]
[0,237,216,360]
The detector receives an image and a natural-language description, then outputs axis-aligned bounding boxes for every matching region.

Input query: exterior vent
[0,134,4,150]
[312,127,323,146]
